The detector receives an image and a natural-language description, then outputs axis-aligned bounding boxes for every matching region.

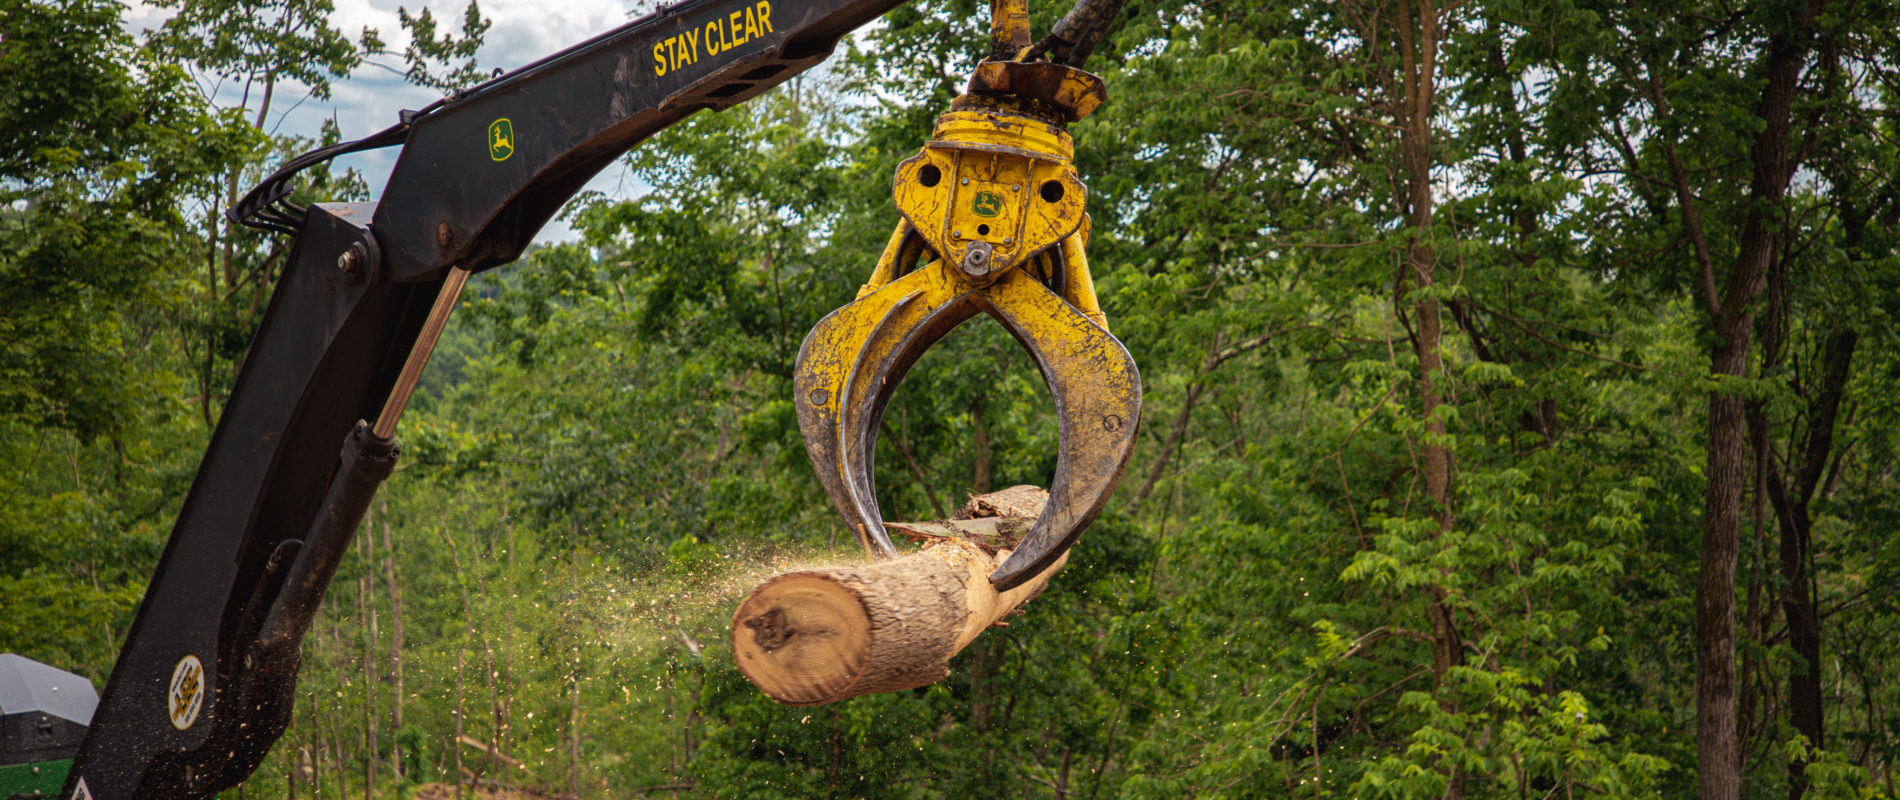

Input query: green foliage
[0,0,245,679]
[0,0,257,437]
[7,0,1900,798]
[146,0,360,100]
[391,1,492,91]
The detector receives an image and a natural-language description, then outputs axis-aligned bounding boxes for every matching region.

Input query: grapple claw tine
[793,264,976,561]
[796,257,1139,584]
[859,520,899,561]
[977,269,1141,589]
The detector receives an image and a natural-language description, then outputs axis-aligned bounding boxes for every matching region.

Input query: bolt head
[965,240,995,281]
[336,242,369,278]
[960,242,993,278]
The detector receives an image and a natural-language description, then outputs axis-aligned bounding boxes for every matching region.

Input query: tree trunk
[732,490,1063,705]
[1691,4,1825,797]
[971,398,992,495]
[1698,328,1750,800]
[481,615,499,781]
[442,528,471,800]
[1390,2,1462,796]
[569,542,583,798]
[1768,327,1856,799]
[331,703,349,799]
[501,505,518,771]
[358,526,378,800]
[322,593,351,798]
[380,503,405,781]
[305,700,322,800]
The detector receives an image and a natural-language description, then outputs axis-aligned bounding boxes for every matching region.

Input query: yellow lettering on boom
[652,2,774,77]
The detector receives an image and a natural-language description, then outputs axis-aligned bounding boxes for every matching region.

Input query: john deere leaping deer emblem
[488,118,515,161]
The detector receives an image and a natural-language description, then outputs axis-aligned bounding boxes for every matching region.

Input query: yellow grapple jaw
[793,63,1142,590]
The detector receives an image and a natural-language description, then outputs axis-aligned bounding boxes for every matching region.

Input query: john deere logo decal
[971,190,1003,217]
[488,118,515,161]
[168,654,204,730]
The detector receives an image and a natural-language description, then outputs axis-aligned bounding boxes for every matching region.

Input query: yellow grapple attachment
[793,53,1141,590]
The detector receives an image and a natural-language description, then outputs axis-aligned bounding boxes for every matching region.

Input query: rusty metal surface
[989,0,1031,60]
[966,61,1107,122]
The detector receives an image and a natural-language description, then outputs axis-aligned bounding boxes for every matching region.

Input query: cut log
[958,484,1049,521]
[731,539,1065,705]
[731,487,1062,706]
[886,516,1030,550]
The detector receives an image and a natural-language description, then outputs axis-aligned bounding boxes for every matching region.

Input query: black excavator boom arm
[62,0,902,796]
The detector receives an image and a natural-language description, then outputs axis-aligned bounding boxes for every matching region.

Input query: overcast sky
[127,0,660,243]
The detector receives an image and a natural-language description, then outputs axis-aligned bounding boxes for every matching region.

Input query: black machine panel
[64,0,904,796]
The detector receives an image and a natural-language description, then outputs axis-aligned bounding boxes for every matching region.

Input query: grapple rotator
[794,0,1142,589]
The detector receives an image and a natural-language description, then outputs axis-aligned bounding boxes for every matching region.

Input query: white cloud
[129,0,654,243]
[476,0,637,70]
[122,1,172,36]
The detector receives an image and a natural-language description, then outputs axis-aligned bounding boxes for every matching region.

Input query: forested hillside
[4,0,1899,797]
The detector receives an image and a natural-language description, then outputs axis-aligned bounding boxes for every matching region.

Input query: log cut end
[732,574,876,706]
[731,488,1062,706]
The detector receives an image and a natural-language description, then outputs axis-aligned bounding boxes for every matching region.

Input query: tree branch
[881,419,948,519]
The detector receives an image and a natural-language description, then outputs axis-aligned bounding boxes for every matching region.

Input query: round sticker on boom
[168,654,205,730]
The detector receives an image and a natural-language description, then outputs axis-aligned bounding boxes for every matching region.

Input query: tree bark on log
[731,487,1063,706]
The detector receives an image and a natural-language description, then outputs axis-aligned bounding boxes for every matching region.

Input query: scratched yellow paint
[801,258,1135,498]
[891,111,1087,284]
[819,101,1114,405]
[793,82,1140,567]
[1058,215,1105,329]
